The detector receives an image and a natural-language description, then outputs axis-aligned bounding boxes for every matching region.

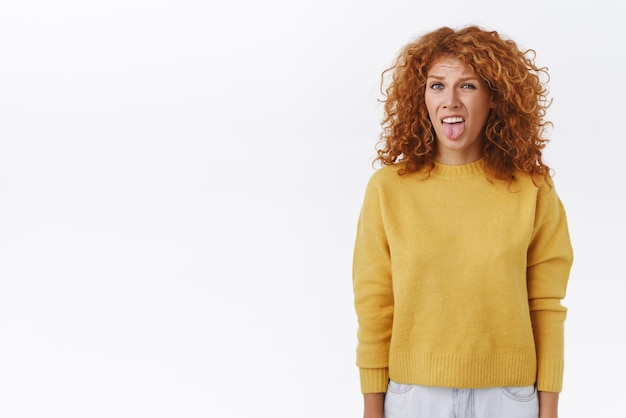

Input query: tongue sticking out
[443,121,465,140]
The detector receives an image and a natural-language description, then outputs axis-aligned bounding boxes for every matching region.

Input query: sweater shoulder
[513,172,567,227]
[366,162,426,190]
[368,163,405,183]
[361,164,403,197]
[519,172,561,200]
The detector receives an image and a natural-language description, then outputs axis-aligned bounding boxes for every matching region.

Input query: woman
[352,26,573,418]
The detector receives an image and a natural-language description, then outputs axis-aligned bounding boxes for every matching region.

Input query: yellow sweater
[353,159,573,394]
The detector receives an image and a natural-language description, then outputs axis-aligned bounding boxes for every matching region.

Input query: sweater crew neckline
[431,159,485,178]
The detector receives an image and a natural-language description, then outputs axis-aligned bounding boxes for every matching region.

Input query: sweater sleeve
[527,180,574,393]
[352,174,394,393]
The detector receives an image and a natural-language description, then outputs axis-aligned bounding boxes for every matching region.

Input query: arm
[539,391,559,418]
[353,176,394,394]
[527,182,573,392]
[363,393,385,418]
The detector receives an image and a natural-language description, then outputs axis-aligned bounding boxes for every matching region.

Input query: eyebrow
[426,74,481,81]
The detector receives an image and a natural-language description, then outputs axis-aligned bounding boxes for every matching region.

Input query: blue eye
[430,83,444,90]
[461,83,477,89]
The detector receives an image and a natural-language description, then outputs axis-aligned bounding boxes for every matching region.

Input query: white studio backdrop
[0,1,623,417]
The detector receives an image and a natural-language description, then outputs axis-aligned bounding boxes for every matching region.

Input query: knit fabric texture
[353,159,573,394]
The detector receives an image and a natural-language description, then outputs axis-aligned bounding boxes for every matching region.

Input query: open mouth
[441,116,465,139]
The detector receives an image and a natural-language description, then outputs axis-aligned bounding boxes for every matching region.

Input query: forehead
[427,56,478,78]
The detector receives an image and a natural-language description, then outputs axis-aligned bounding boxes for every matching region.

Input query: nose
[443,89,460,109]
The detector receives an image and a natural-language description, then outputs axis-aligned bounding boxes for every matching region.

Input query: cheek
[473,100,492,121]
[426,108,439,126]
[424,99,438,118]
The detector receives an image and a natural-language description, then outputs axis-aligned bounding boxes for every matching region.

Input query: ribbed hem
[360,368,389,394]
[389,352,537,389]
[536,358,564,392]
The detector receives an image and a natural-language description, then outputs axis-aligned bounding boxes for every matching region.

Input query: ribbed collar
[430,159,485,178]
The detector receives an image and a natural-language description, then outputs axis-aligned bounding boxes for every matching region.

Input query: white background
[0,1,624,417]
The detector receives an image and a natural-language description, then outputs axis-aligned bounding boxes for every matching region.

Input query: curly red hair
[376,25,553,182]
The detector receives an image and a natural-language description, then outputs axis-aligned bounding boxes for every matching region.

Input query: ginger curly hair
[376,25,553,182]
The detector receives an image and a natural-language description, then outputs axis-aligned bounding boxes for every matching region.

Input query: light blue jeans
[384,380,538,418]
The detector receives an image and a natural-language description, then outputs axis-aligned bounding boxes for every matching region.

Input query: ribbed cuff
[360,368,389,393]
[537,358,564,392]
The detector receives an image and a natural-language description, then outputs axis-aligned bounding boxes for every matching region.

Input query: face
[424,56,494,165]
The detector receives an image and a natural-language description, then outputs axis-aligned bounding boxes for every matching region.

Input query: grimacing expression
[424,56,494,165]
